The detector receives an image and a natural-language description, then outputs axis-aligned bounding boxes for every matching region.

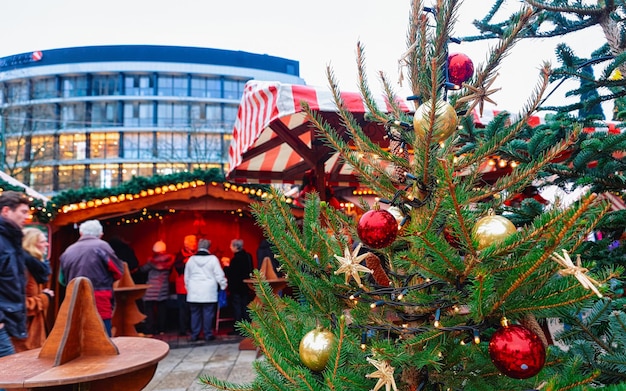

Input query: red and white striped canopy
[227,81,412,187]
[227,81,621,187]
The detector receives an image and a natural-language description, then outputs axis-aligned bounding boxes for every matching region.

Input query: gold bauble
[413,99,458,143]
[299,326,335,372]
[472,214,517,250]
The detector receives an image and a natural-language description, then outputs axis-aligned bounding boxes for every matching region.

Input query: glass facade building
[0,45,303,195]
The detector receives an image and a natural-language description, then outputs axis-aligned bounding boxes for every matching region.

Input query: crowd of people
[0,188,274,370]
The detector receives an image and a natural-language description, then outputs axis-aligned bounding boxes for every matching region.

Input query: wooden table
[0,337,169,390]
[0,277,169,390]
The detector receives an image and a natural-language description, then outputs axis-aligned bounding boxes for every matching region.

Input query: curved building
[0,45,303,194]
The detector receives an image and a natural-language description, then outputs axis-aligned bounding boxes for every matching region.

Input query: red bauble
[357,209,398,249]
[447,53,474,86]
[488,323,546,379]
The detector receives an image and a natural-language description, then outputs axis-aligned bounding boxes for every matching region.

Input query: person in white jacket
[184,238,227,342]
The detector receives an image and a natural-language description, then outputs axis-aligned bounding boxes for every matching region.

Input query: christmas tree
[202,1,626,390]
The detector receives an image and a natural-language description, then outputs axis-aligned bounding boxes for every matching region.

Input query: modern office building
[0,45,304,195]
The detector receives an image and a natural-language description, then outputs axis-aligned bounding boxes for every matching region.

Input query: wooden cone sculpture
[112,262,148,336]
[39,277,118,366]
[113,261,135,289]
[259,256,279,280]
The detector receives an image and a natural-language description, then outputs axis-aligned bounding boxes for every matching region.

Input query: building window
[155,163,187,176]
[123,132,154,159]
[90,133,119,159]
[58,134,87,160]
[190,76,220,98]
[191,162,222,171]
[32,77,57,100]
[123,102,153,127]
[30,135,55,161]
[121,163,153,182]
[6,81,29,102]
[157,102,188,127]
[92,101,120,127]
[60,103,87,129]
[223,104,238,127]
[190,103,221,128]
[91,75,121,96]
[88,163,119,188]
[61,76,88,98]
[223,79,246,100]
[3,137,24,168]
[29,166,54,193]
[157,75,187,97]
[156,132,187,159]
[32,104,57,131]
[4,107,28,135]
[189,133,223,161]
[58,165,86,190]
[124,74,154,96]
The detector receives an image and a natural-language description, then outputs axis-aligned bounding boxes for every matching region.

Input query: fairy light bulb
[473,329,481,344]
[433,308,442,328]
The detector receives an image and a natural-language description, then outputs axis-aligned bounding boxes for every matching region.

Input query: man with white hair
[59,219,124,336]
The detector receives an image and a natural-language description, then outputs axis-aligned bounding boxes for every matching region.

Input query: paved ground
[142,336,260,391]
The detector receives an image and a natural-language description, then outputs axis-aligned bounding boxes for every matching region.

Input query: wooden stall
[48,181,266,325]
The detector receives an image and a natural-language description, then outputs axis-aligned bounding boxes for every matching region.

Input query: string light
[473,329,481,344]
[433,308,442,328]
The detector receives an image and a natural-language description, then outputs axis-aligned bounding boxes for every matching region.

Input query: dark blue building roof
[0,45,299,76]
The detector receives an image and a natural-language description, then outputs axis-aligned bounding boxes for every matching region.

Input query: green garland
[2,168,270,224]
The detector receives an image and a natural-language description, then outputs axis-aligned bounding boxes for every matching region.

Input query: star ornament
[365,357,398,391]
[550,249,603,298]
[456,74,501,116]
[334,243,373,287]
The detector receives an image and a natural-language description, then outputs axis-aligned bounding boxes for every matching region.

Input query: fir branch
[470,127,578,204]
[490,193,600,314]
[439,158,476,269]
[354,42,390,125]
[327,315,347,391]
[251,272,299,353]
[250,323,316,391]
[526,0,611,17]
[455,7,535,113]
[413,232,462,279]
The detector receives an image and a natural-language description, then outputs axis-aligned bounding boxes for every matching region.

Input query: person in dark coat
[140,241,175,335]
[108,237,144,284]
[224,238,254,335]
[0,191,48,366]
[172,235,197,336]
[256,239,282,277]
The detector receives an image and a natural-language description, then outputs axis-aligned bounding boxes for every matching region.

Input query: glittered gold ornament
[299,326,336,372]
[413,99,458,143]
[472,213,516,250]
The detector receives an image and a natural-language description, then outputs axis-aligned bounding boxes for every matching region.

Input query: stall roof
[0,171,49,202]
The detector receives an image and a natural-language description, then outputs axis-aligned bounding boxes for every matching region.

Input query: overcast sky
[0,0,606,116]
